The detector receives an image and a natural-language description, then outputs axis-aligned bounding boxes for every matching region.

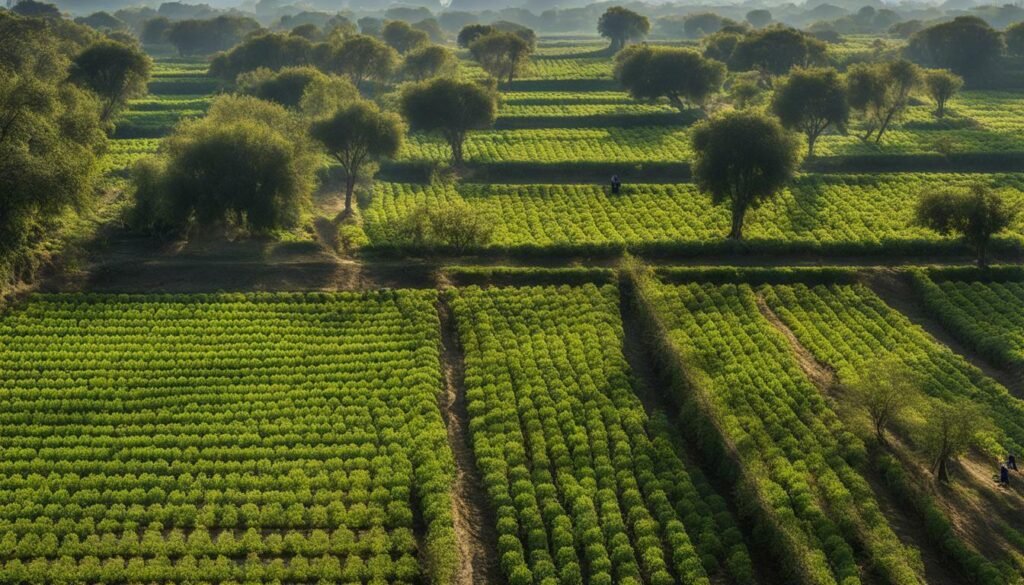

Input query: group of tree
[1,10,132,289]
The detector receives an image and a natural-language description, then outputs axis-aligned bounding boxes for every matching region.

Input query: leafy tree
[310,101,403,215]
[381,20,429,54]
[297,74,360,119]
[597,6,649,52]
[846,59,921,143]
[730,26,826,80]
[209,33,314,81]
[289,23,323,42]
[846,358,921,443]
[491,21,537,49]
[167,15,261,57]
[702,31,742,62]
[237,66,332,109]
[745,9,772,28]
[402,45,455,81]
[924,69,963,118]
[914,184,1019,266]
[130,95,318,235]
[400,78,497,165]
[0,11,106,286]
[906,16,1003,82]
[1006,22,1024,57]
[395,200,493,251]
[921,400,984,482]
[141,17,171,45]
[75,12,126,32]
[469,31,532,86]
[771,67,848,157]
[682,13,731,38]
[614,45,725,113]
[357,16,383,37]
[729,78,762,108]
[68,40,151,122]
[412,18,444,42]
[691,110,801,239]
[457,23,494,48]
[889,20,924,39]
[324,35,397,90]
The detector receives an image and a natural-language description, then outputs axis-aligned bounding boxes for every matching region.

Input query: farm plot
[449,284,753,585]
[912,276,1024,370]
[761,283,1024,457]
[363,174,1024,254]
[115,95,211,138]
[632,279,924,585]
[99,138,162,176]
[0,292,456,584]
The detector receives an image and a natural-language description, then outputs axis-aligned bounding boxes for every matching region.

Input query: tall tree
[846,59,921,143]
[914,184,1019,267]
[922,400,984,482]
[166,15,261,57]
[237,66,331,110]
[310,101,403,216]
[402,45,456,81]
[745,9,772,28]
[69,40,152,122]
[730,26,826,81]
[400,78,496,166]
[614,45,725,113]
[906,16,1003,83]
[469,31,532,86]
[1006,21,1024,57]
[924,69,963,118]
[597,6,650,52]
[691,110,801,239]
[456,23,495,48]
[771,67,848,157]
[381,20,429,54]
[846,358,921,444]
[325,35,397,90]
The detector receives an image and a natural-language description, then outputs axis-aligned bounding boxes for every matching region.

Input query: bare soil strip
[435,296,505,585]
[754,293,963,585]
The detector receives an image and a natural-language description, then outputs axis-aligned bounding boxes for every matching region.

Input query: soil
[435,297,505,585]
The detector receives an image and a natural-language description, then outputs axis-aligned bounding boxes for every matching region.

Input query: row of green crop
[0,292,457,585]
[362,174,1024,255]
[449,284,752,585]
[626,275,923,585]
[911,273,1024,372]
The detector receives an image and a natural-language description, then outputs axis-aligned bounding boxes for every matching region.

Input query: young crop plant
[0,292,457,584]
[760,283,1024,460]
[629,277,925,585]
[448,284,754,585]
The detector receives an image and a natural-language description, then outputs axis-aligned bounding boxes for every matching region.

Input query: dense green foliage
[450,284,753,585]
[0,291,457,583]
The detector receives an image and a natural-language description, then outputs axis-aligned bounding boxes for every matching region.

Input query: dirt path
[435,297,504,585]
[866,270,1024,399]
[754,293,964,585]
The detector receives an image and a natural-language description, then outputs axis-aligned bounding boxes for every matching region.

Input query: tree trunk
[807,132,817,158]
[728,207,745,240]
[343,173,356,216]
[937,100,945,118]
[450,136,464,166]
[977,241,988,268]
[935,456,950,483]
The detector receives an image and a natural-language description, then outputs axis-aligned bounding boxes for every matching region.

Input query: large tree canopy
[381,20,430,54]
[691,110,801,239]
[400,78,497,165]
[771,66,848,157]
[68,39,151,122]
[846,59,921,143]
[236,65,330,109]
[310,101,403,215]
[323,34,398,90]
[906,16,1003,83]
[166,15,261,57]
[209,33,314,81]
[402,44,456,81]
[914,184,1019,266]
[597,6,650,51]
[614,45,725,113]
[469,31,532,86]
[730,26,826,79]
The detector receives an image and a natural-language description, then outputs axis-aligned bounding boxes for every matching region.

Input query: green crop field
[363,174,1024,253]
[0,292,457,584]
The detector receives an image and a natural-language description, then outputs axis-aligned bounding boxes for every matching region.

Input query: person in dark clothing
[610,174,621,195]
[1009,453,1018,471]
[1000,464,1010,486]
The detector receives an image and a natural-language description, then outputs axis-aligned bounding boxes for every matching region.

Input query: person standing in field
[611,174,622,194]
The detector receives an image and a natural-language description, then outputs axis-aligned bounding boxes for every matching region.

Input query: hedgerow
[0,292,456,584]
[628,274,925,585]
[449,284,753,585]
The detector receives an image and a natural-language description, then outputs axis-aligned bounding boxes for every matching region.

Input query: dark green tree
[324,35,397,90]
[167,15,261,57]
[614,45,725,113]
[381,20,429,54]
[402,45,456,81]
[691,110,801,239]
[400,78,497,165]
[237,66,329,109]
[469,31,532,86]
[906,16,1003,82]
[745,9,772,28]
[75,11,126,32]
[597,6,650,51]
[846,59,921,143]
[456,23,494,48]
[914,184,1019,266]
[68,39,152,121]
[730,26,826,80]
[310,101,403,215]
[209,33,314,81]
[771,67,849,157]
[1006,21,1024,57]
